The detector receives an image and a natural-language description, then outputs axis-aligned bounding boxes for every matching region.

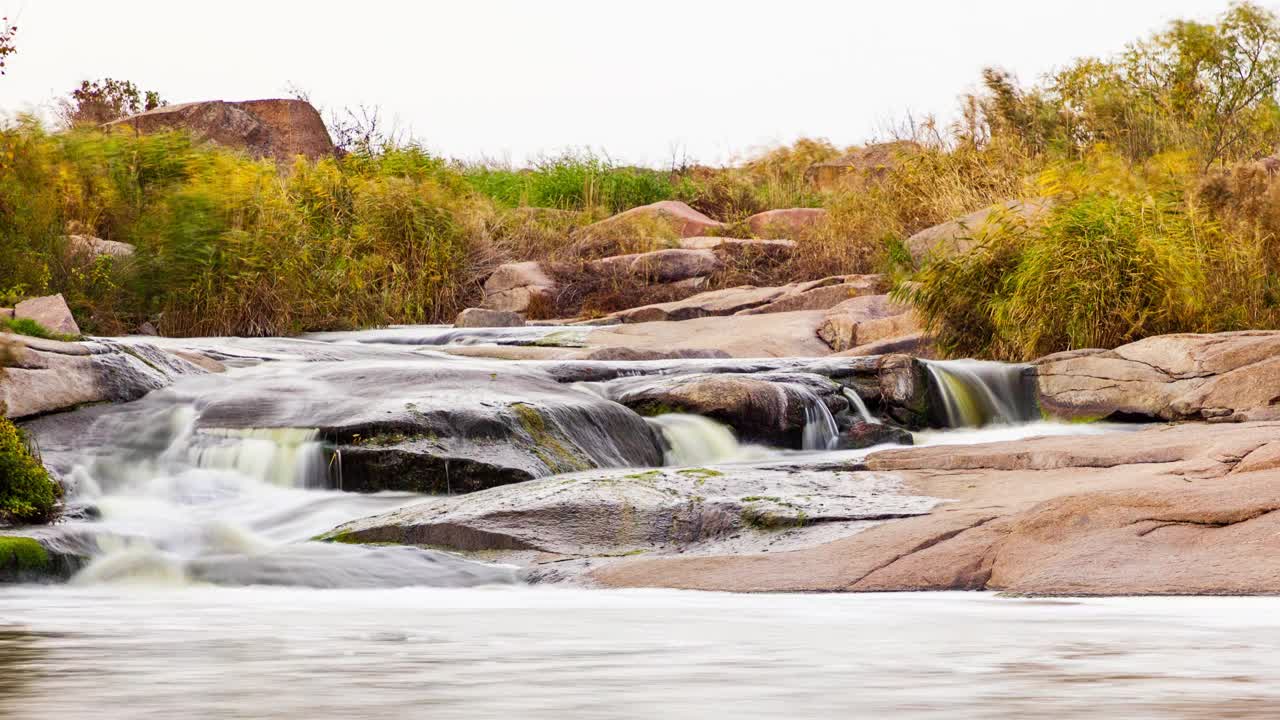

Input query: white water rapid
[924,359,1038,427]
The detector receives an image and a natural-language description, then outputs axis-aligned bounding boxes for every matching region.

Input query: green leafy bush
[0,417,60,525]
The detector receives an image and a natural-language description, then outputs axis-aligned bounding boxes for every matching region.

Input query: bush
[902,152,1278,360]
[0,417,60,525]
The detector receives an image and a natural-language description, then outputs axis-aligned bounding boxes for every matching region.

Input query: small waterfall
[924,360,1037,428]
[646,413,763,465]
[842,387,878,424]
[792,386,840,451]
[200,428,332,489]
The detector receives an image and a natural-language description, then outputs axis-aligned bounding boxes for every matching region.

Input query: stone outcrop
[480,262,558,314]
[745,208,827,237]
[817,295,919,353]
[589,421,1280,594]
[0,336,208,419]
[604,371,846,447]
[454,308,524,328]
[1034,331,1280,423]
[905,199,1051,266]
[324,466,936,557]
[14,294,80,337]
[583,310,836,358]
[806,141,921,189]
[574,201,724,250]
[107,99,336,162]
[597,275,885,325]
[589,248,723,284]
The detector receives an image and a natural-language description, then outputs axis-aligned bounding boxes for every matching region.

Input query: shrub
[0,417,60,525]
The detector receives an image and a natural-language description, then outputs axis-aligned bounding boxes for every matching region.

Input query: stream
[0,325,1198,717]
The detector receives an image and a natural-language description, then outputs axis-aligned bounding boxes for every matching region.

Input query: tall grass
[462,152,679,214]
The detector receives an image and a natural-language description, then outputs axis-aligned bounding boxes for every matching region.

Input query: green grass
[462,152,677,213]
[2,317,78,342]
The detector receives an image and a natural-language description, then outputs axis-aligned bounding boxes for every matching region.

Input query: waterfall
[791,386,840,451]
[200,428,333,489]
[842,387,878,424]
[924,360,1037,428]
[646,413,771,465]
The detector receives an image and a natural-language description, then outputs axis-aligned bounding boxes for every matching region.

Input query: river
[0,327,1256,717]
[2,586,1278,718]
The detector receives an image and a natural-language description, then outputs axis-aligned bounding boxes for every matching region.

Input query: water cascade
[646,414,772,465]
[924,360,1038,428]
[842,388,878,424]
[792,386,840,451]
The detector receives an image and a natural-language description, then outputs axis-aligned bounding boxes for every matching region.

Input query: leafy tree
[61,78,165,126]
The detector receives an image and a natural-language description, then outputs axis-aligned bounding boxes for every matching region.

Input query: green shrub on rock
[0,417,61,524]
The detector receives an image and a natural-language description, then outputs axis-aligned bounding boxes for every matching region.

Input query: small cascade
[792,386,840,451]
[842,387,878,424]
[200,428,333,489]
[646,413,768,465]
[924,360,1038,428]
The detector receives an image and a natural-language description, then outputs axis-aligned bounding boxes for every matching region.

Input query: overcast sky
[0,0,1240,166]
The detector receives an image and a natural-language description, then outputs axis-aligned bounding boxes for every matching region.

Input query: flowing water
[2,327,1204,717]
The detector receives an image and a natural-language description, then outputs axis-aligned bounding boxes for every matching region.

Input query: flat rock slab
[584,310,835,358]
[591,421,1280,595]
[1035,331,1280,422]
[325,465,936,557]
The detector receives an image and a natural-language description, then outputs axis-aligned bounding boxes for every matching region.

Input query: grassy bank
[2,3,1280,357]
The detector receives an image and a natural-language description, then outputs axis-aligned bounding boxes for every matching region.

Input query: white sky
[0,0,1239,166]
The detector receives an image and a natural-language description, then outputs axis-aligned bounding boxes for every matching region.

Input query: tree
[61,78,165,126]
[0,17,16,76]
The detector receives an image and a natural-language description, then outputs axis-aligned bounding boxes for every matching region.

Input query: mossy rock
[0,536,80,583]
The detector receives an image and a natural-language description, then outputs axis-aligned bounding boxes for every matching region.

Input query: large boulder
[190,360,664,493]
[323,466,936,557]
[1035,331,1280,423]
[588,248,723,284]
[14,294,80,337]
[0,336,208,419]
[601,275,885,324]
[806,141,921,190]
[604,372,846,447]
[454,308,524,328]
[905,199,1051,266]
[745,208,828,237]
[584,310,836,358]
[480,262,559,314]
[816,294,918,353]
[572,201,724,255]
[106,99,336,163]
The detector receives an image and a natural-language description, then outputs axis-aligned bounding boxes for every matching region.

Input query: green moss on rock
[0,537,50,576]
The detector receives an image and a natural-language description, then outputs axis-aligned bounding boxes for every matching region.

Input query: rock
[905,199,1051,266]
[817,295,917,352]
[106,99,336,163]
[0,337,208,419]
[806,141,921,189]
[454,308,525,328]
[480,262,559,314]
[0,308,11,320]
[745,208,827,237]
[677,237,796,254]
[137,321,158,336]
[66,234,135,259]
[588,248,723,284]
[324,466,936,557]
[14,294,80,337]
[589,420,1280,594]
[189,360,664,493]
[1034,331,1280,423]
[574,201,724,250]
[602,275,885,325]
[835,333,935,358]
[584,310,836,358]
[579,347,731,361]
[875,354,933,428]
[838,422,913,450]
[604,372,845,447]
